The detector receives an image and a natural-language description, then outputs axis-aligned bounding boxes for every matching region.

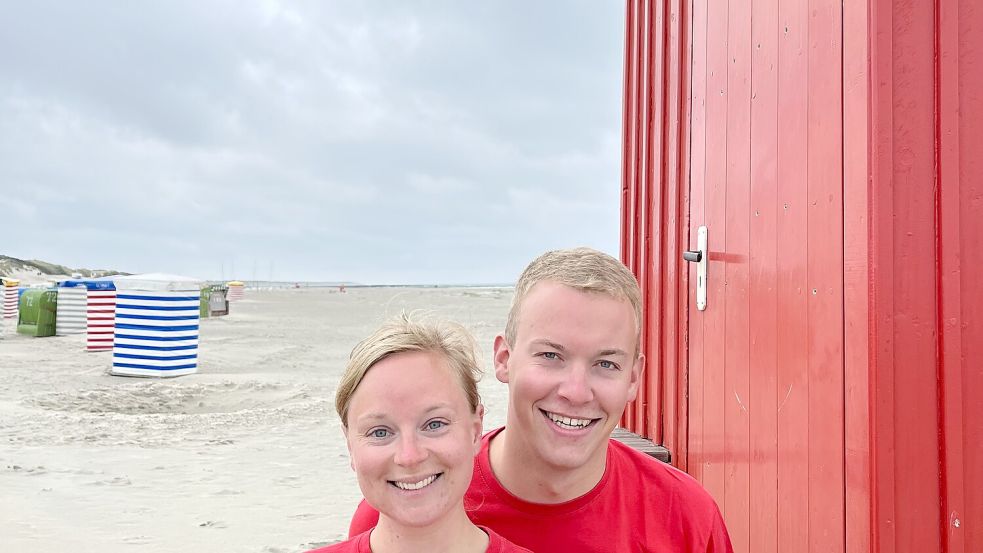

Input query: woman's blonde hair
[335,314,482,427]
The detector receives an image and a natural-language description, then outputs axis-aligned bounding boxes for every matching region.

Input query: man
[350,247,733,552]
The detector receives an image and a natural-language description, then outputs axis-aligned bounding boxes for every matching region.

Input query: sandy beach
[0,286,513,553]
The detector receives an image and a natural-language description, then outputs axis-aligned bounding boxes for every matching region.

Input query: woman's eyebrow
[356,403,455,423]
[354,413,389,424]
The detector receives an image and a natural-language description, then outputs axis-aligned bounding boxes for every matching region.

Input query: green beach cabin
[17,289,58,337]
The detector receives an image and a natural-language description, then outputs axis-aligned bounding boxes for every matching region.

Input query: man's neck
[370,509,487,553]
[488,427,607,504]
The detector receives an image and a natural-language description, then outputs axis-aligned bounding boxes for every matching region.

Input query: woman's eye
[369,428,391,439]
[425,420,446,431]
[542,352,558,360]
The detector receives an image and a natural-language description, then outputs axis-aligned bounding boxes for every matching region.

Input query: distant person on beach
[307,316,530,553]
[350,248,733,552]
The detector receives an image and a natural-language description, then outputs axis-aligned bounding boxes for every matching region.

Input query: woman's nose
[393,433,428,466]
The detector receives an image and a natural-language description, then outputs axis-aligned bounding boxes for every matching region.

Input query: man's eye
[542,352,558,360]
[425,420,446,431]
[598,360,619,370]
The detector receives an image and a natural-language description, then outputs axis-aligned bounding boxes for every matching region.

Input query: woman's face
[345,351,483,528]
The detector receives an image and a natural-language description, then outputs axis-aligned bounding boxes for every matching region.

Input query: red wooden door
[685,1,845,552]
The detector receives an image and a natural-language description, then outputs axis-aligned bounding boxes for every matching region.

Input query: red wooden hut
[619,0,981,552]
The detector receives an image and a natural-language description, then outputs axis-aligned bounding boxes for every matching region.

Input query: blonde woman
[308,316,530,553]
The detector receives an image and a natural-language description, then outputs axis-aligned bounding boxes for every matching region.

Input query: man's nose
[393,432,428,466]
[557,364,594,404]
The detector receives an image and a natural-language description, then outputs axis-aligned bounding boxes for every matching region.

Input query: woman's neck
[369,508,488,553]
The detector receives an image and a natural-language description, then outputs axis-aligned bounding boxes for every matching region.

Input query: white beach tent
[109,273,205,378]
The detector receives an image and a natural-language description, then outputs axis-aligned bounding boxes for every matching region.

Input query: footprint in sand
[88,476,131,486]
[274,475,302,488]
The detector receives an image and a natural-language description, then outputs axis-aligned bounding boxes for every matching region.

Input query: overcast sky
[1,1,625,284]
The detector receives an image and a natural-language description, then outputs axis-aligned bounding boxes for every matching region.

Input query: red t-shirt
[350,428,733,553]
[307,525,529,552]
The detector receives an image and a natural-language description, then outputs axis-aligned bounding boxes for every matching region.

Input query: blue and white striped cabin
[109,274,203,378]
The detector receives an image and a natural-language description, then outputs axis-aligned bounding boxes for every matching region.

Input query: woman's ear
[472,404,485,455]
[343,425,356,471]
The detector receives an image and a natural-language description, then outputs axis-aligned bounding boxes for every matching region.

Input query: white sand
[0,287,513,553]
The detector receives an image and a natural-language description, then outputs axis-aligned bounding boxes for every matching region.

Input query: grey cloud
[0,1,623,284]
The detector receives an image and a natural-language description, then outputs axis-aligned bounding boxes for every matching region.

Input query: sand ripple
[7,380,328,447]
[27,380,316,415]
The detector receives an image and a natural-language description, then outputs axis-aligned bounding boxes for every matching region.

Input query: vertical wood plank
[870,0,897,549]
[686,0,709,483]
[749,0,780,550]
[723,0,752,549]
[639,0,666,443]
[669,0,692,471]
[805,0,845,549]
[955,2,983,548]
[842,0,872,549]
[891,0,941,549]
[700,0,730,508]
[628,0,648,433]
[776,0,810,549]
[659,0,684,462]
[937,1,964,551]
[621,0,639,272]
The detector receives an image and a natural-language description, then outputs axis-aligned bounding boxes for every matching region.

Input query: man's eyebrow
[530,339,566,351]
[529,342,628,358]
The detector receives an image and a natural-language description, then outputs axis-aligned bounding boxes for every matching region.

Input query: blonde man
[351,248,732,552]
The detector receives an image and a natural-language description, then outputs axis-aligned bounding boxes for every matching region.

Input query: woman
[309,316,530,553]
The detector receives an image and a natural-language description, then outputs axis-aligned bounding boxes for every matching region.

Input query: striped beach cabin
[109,274,204,378]
[226,281,245,302]
[56,278,116,338]
[55,281,87,335]
[2,278,20,320]
[86,281,117,351]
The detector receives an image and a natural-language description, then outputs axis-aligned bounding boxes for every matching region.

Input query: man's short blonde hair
[504,247,642,356]
[335,314,482,427]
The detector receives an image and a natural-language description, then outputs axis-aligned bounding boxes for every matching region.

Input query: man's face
[494,281,641,475]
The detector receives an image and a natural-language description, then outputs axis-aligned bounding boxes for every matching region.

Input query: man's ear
[493,334,511,384]
[626,353,644,402]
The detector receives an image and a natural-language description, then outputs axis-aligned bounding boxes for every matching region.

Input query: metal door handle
[688,226,708,311]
